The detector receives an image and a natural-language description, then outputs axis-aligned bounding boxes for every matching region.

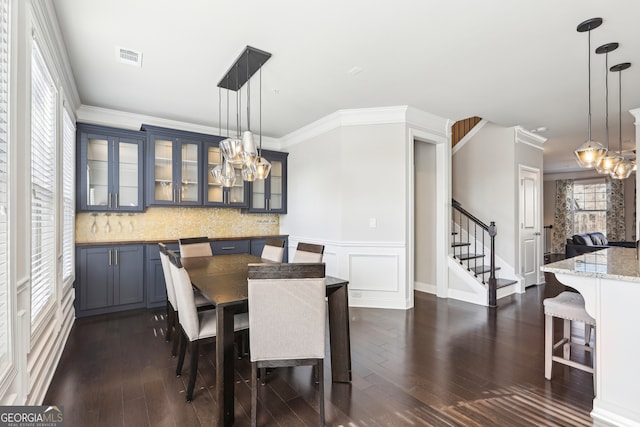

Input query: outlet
[369,218,377,228]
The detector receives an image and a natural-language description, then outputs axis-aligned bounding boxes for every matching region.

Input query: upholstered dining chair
[292,242,324,263]
[247,262,326,426]
[167,249,249,401]
[179,236,213,258]
[260,238,285,262]
[158,243,214,356]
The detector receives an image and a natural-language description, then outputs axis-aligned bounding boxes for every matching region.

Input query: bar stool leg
[545,313,553,380]
[563,319,571,360]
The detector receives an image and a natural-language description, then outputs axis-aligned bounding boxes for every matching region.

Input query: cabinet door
[113,138,143,211]
[114,245,144,306]
[85,136,110,209]
[77,247,113,311]
[177,139,202,205]
[248,150,288,213]
[149,137,175,204]
[204,142,248,207]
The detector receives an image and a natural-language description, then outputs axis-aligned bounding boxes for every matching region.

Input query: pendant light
[254,65,271,180]
[210,86,224,185]
[595,42,623,174]
[219,76,237,188]
[574,18,608,168]
[220,64,244,167]
[610,62,633,179]
[241,49,258,180]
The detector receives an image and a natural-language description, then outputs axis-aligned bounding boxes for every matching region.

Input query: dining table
[180,253,352,427]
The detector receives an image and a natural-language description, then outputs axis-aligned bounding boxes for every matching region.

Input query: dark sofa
[565,232,636,258]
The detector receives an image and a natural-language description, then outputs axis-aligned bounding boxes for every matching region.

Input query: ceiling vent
[116,46,143,67]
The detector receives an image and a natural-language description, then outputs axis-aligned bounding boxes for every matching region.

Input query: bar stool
[544,291,595,384]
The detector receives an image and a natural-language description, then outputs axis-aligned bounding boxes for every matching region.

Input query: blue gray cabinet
[143,125,224,206]
[247,149,288,213]
[77,124,145,212]
[75,244,145,317]
[203,140,249,207]
[145,242,178,308]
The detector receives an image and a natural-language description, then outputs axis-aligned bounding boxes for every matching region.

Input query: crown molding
[279,105,450,148]
[515,126,546,150]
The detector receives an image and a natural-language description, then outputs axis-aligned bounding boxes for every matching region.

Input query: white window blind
[31,41,57,323]
[0,0,10,363]
[62,109,74,283]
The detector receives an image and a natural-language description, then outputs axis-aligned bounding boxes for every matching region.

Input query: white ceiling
[52,0,640,173]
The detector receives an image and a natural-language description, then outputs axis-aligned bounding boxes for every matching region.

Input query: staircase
[451,199,517,307]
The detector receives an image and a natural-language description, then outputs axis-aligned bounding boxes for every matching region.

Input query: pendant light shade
[610,61,633,180]
[595,42,622,174]
[575,18,607,169]
[220,158,237,188]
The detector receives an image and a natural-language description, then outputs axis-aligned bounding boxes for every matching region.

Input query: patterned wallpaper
[76,207,280,243]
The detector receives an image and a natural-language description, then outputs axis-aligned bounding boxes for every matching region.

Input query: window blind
[31,41,57,323]
[62,109,74,283]
[0,0,10,362]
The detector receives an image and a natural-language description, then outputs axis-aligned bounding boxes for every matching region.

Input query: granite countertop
[541,246,640,283]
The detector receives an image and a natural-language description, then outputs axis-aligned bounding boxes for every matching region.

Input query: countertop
[541,246,640,283]
[75,234,289,247]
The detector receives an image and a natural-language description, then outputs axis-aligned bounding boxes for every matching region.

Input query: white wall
[452,122,517,266]
[280,107,450,309]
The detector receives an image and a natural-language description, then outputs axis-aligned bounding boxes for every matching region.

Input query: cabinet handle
[115,193,119,208]
[108,193,112,209]
[108,249,112,266]
[115,249,119,265]
[220,246,235,250]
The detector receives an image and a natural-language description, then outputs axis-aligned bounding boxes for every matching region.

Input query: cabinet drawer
[211,240,250,254]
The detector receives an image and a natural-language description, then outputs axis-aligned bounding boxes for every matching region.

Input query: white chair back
[168,254,200,341]
[179,237,213,258]
[248,264,326,362]
[261,243,284,263]
[292,242,324,263]
[158,248,177,309]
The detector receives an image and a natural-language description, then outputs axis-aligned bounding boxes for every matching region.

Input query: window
[62,109,75,284]
[0,0,10,366]
[31,41,57,324]
[573,180,607,235]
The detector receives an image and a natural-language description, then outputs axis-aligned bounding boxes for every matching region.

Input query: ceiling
[52,0,640,174]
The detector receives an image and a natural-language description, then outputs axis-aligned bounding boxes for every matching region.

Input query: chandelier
[213,46,272,188]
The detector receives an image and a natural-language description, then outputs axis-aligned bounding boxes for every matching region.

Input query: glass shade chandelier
[574,18,608,168]
[214,46,272,188]
[595,42,622,174]
[610,62,633,180]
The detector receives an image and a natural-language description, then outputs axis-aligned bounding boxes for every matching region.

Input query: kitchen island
[541,247,640,427]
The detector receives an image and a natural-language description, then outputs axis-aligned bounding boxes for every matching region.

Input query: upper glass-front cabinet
[77,124,145,212]
[143,125,221,206]
[247,149,288,213]
[203,141,248,207]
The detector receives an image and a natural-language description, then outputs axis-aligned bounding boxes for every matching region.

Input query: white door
[520,167,540,287]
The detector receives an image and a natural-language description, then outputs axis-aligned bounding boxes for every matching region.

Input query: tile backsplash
[76,207,280,243]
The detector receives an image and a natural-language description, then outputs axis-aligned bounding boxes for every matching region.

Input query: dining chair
[260,238,285,262]
[167,249,249,402]
[179,236,213,258]
[158,243,214,356]
[247,262,326,426]
[292,242,324,263]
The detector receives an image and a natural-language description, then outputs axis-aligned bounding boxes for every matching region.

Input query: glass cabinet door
[206,145,224,203]
[117,140,139,208]
[180,142,199,203]
[252,178,266,210]
[86,137,109,208]
[269,159,283,211]
[153,139,174,202]
[205,143,247,206]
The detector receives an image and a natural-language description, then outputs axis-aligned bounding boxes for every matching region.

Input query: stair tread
[495,278,517,289]
[458,253,485,261]
[451,242,471,247]
[470,265,501,274]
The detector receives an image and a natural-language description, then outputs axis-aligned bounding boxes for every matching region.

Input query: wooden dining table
[180,253,352,427]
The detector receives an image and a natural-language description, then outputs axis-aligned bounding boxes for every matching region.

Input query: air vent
[115,46,143,67]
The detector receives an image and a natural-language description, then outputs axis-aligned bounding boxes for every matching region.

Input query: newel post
[488,221,497,307]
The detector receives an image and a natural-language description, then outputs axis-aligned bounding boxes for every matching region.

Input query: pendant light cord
[605,52,609,149]
[259,64,263,156]
[246,51,251,132]
[587,29,592,141]
[618,70,623,154]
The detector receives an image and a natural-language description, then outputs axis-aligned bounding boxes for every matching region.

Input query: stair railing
[451,199,498,307]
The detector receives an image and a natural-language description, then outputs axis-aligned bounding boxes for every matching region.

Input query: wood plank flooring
[44,274,594,426]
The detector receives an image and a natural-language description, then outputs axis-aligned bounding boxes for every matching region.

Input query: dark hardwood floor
[44,275,594,426]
